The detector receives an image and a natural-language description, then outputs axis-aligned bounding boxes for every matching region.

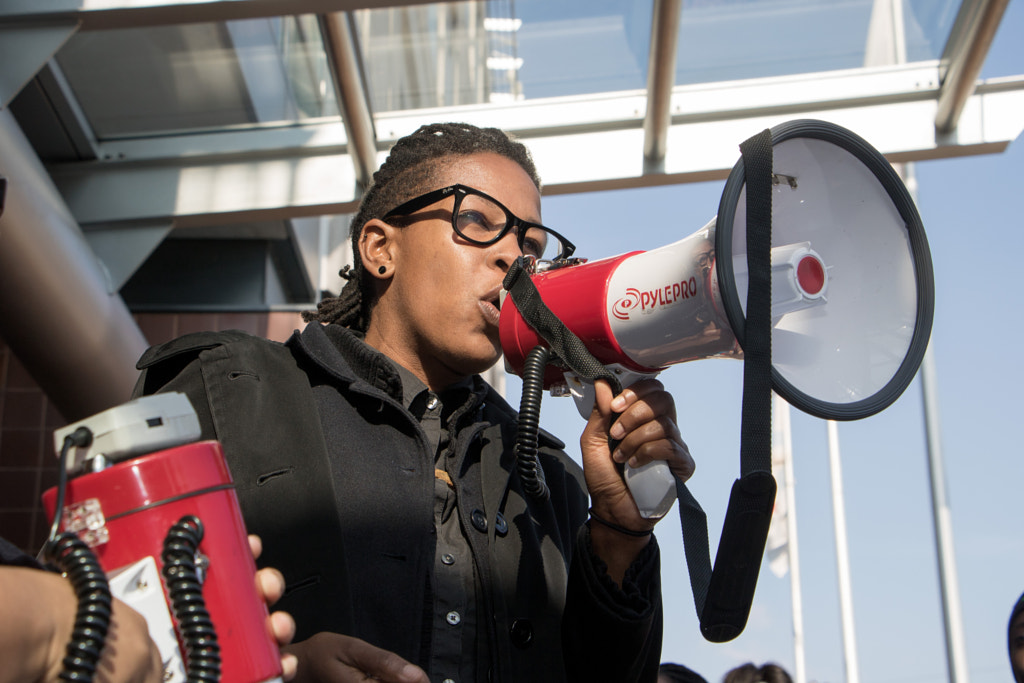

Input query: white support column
[903,161,971,683]
[827,420,860,683]
[777,397,806,683]
[770,394,806,683]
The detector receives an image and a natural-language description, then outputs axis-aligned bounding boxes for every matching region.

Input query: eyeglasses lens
[455,193,562,261]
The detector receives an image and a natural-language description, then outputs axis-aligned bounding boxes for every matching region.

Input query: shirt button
[510,618,533,648]
[426,395,439,410]
[495,512,508,537]
[446,610,461,625]
[442,553,455,565]
[470,509,488,533]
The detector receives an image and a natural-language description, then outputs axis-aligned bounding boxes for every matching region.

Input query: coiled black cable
[515,345,551,501]
[47,532,112,682]
[40,426,112,683]
[161,515,220,683]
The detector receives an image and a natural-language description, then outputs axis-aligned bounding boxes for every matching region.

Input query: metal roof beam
[0,0,439,31]
[934,0,1010,134]
[642,0,682,174]
[319,12,379,191]
[48,66,1024,227]
[32,62,103,160]
[0,20,77,108]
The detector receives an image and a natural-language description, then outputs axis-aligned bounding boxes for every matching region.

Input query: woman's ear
[359,219,398,279]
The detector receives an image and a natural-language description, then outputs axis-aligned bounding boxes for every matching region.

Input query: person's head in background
[1009,592,1024,683]
[722,662,793,683]
[658,662,710,683]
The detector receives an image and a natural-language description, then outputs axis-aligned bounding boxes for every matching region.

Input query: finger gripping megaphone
[500,120,934,639]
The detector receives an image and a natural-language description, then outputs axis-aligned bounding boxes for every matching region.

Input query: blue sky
[507,3,1023,682]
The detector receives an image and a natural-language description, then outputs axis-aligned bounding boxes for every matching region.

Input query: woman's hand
[284,632,430,683]
[579,378,694,583]
[249,535,298,681]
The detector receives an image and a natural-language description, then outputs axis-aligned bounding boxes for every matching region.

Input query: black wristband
[588,507,652,538]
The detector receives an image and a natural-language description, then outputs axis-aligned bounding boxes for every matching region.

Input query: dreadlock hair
[302,122,542,332]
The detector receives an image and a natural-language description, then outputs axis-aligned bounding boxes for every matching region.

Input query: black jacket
[133,323,662,682]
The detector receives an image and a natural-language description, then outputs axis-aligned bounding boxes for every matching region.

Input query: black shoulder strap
[690,128,776,642]
[502,266,623,395]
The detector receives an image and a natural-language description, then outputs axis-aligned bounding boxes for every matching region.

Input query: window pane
[675,0,960,84]
[56,16,339,139]
[357,0,965,114]
[356,0,650,110]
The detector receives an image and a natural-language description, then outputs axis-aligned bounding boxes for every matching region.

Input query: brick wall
[0,311,306,554]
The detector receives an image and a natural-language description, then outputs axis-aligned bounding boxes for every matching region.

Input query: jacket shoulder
[134,329,290,398]
[136,329,276,369]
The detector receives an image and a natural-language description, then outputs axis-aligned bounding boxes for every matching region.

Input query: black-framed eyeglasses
[383,184,576,262]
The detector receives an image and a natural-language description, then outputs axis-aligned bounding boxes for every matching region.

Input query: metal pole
[319,12,378,190]
[0,108,148,421]
[642,0,682,173]
[775,396,807,683]
[934,0,1010,134]
[827,420,860,683]
[920,345,971,683]
[904,162,971,683]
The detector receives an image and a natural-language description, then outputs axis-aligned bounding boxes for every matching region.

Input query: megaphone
[500,119,934,518]
[41,393,284,683]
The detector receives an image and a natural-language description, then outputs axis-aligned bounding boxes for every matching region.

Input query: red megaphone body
[43,395,283,683]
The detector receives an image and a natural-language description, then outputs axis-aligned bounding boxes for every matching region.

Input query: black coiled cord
[40,427,113,683]
[47,533,112,682]
[515,345,551,501]
[161,516,220,683]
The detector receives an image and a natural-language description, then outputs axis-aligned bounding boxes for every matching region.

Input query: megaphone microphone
[500,119,934,639]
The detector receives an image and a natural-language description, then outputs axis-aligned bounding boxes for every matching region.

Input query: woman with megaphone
[134,122,695,683]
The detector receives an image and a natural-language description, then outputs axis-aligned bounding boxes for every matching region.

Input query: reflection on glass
[356,0,962,113]
[674,0,960,87]
[56,15,339,138]
[52,0,966,130]
[355,3,494,112]
[905,0,961,62]
[356,0,650,110]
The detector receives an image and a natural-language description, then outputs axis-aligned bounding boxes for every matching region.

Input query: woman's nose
[491,229,522,272]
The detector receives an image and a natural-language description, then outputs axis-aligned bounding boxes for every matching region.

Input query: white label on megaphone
[108,556,186,683]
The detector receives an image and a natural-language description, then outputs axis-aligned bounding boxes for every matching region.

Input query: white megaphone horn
[500,119,935,519]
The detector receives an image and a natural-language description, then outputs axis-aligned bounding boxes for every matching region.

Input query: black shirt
[390,361,482,683]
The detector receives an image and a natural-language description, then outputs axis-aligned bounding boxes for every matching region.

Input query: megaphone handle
[565,368,678,519]
[624,460,677,519]
[504,260,679,518]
